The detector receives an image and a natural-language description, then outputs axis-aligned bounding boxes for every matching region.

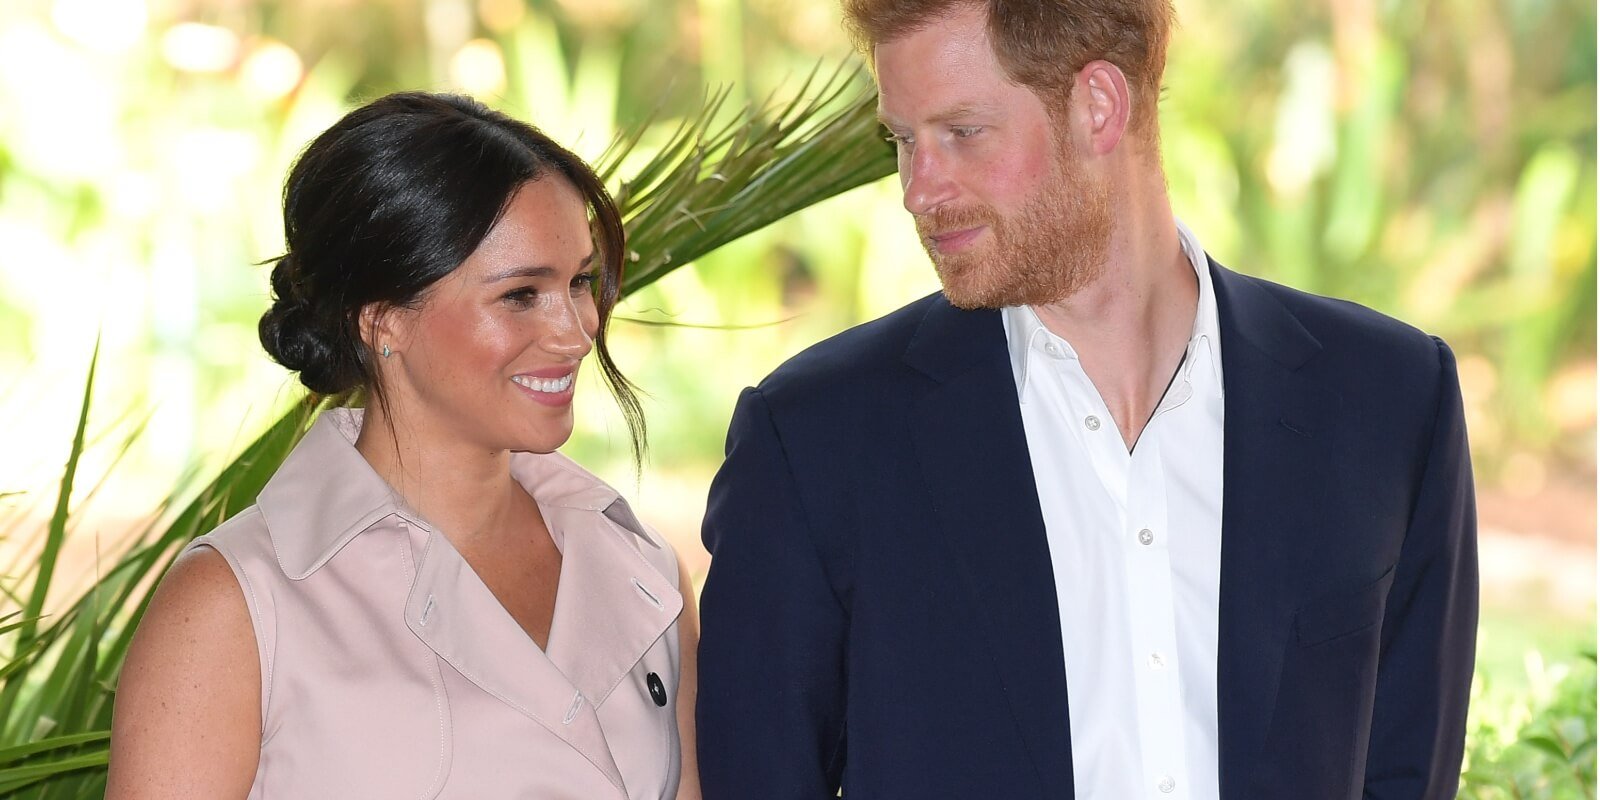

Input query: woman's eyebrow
[482,252,596,283]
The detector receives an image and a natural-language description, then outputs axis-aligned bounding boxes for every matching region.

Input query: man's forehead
[871,7,1008,115]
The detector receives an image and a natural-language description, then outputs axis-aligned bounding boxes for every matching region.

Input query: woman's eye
[502,287,537,308]
[571,272,597,293]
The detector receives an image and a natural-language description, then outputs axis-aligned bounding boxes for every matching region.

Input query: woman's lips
[511,370,577,407]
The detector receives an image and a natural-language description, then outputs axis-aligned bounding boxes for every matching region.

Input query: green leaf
[0,339,99,742]
[0,750,108,794]
[0,732,108,766]
[1523,734,1572,761]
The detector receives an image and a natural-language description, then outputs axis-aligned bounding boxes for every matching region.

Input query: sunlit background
[0,0,1594,793]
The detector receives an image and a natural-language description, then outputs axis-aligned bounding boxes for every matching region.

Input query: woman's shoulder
[187,504,290,588]
[110,541,263,797]
[192,503,269,551]
[150,543,255,627]
[109,510,268,797]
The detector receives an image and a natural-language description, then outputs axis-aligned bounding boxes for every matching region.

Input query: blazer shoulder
[1235,270,1448,373]
[756,292,941,405]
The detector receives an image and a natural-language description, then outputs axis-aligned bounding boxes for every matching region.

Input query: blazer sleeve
[1363,338,1479,798]
[697,387,848,799]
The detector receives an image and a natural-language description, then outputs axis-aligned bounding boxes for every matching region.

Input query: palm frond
[607,63,894,292]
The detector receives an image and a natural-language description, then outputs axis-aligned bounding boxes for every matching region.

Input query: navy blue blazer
[697,261,1478,799]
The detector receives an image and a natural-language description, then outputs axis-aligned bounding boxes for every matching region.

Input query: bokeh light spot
[450,38,507,96]
[161,22,241,73]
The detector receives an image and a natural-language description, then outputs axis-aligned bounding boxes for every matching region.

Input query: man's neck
[1031,205,1198,451]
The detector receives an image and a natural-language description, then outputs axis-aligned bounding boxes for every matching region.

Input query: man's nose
[901,143,958,216]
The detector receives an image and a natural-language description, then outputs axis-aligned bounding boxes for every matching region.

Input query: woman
[107,92,700,799]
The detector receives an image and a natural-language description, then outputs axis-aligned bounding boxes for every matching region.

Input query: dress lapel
[1210,262,1339,797]
[542,501,683,706]
[403,523,632,795]
[903,297,1076,800]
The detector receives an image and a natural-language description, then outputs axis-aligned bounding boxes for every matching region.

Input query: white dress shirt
[1001,221,1224,800]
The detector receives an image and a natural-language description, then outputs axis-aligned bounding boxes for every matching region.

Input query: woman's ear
[359,303,399,361]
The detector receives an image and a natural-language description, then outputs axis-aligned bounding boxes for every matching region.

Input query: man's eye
[951,126,982,138]
[884,132,913,147]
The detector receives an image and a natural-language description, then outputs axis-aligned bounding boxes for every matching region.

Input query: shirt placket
[1125,430,1190,799]
[1049,359,1129,511]
[1035,332,1195,798]
[1051,347,1190,796]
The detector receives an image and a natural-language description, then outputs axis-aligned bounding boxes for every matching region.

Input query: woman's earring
[381,345,392,359]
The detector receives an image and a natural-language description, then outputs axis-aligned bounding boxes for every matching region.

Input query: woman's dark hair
[259,91,644,461]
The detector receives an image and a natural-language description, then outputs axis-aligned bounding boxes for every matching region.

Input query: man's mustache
[915,206,998,239]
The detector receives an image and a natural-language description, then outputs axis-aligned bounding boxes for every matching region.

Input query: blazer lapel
[1211,262,1339,797]
[903,297,1075,800]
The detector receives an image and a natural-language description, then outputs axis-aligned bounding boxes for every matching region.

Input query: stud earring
[380,345,392,358]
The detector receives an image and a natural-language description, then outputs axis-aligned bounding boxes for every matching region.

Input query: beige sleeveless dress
[189,409,685,799]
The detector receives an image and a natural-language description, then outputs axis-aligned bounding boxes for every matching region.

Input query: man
[696,1,1477,798]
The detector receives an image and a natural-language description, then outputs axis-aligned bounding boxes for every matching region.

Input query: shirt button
[1158,775,1176,793]
[1044,342,1062,357]
[1137,528,1155,546]
[1148,652,1166,669]
[1084,415,1101,431]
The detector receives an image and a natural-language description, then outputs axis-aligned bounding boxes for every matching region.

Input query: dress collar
[255,407,662,580]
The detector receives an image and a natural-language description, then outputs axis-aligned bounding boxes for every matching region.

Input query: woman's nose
[539,297,595,358]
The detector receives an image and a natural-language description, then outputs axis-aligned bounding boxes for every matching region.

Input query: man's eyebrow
[927,104,992,123]
[877,105,993,128]
[482,252,596,283]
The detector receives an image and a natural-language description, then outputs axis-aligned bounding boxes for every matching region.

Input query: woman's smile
[512,369,578,406]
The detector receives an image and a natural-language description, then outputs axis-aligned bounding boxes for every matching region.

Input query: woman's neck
[353,401,527,546]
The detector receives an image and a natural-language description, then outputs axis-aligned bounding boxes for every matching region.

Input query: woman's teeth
[513,374,573,393]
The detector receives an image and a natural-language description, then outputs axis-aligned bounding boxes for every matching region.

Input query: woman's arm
[675,557,702,800]
[107,547,262,799]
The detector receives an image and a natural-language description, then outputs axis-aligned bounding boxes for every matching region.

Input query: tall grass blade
[0,340,99,742]
[0,751,107,795]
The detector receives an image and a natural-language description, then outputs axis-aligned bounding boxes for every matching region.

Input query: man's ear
[1074,60,1131,156]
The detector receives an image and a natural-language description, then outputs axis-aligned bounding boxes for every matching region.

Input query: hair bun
[259,254,361,394]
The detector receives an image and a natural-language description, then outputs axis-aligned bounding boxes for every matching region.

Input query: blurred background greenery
[0,0,1593,795]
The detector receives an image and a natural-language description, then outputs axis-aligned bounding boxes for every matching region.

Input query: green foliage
[598,63,889,294]
[601,65,892,294]
[1462,650,1598,799]
[0,369,318,796]
[1160,0,1597,476]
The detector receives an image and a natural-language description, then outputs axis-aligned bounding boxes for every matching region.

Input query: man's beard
[916,150,1112,310]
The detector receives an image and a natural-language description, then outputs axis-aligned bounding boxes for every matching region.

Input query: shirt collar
[1176,219,1224,391]
[1002,219,1224,395]
[255,407,660,580]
